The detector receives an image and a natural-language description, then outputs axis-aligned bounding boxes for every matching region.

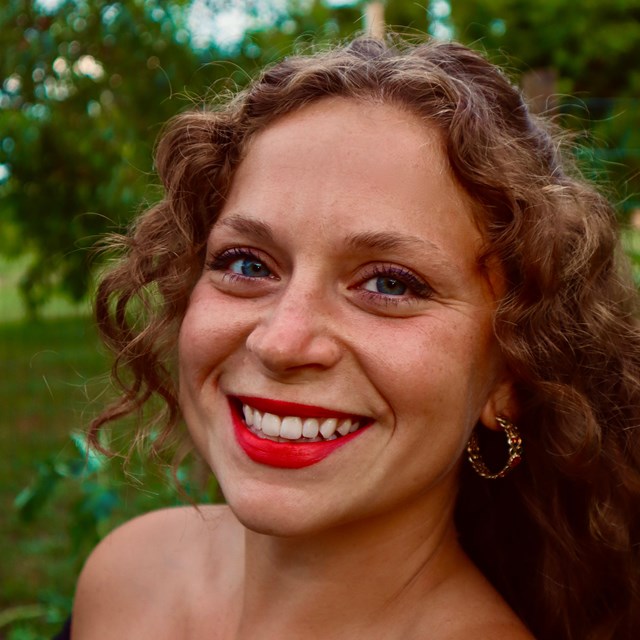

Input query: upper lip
[234,395,368,421]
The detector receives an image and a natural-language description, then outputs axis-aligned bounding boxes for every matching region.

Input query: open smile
[229,396,372,468]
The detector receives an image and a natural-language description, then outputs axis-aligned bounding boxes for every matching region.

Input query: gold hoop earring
[466,416,523,479]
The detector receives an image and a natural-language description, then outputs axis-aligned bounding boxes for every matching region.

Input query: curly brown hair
[91,37,640,639]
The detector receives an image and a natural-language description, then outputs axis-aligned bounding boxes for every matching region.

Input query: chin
[232,510,306,538]
[219,478,348,539]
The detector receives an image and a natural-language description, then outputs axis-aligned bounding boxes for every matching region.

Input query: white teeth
[240,403,363,441]
[319,418,338,439]
[302,418,320,438]
[280,416,303,440]
[336,419,352,436]
[261,412,281,437]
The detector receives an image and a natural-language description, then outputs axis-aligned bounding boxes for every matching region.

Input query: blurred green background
[1,1,639,638]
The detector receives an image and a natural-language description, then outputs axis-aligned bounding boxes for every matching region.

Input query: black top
[52,617,71,640]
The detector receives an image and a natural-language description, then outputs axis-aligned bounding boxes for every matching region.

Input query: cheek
[358,315,497,418]
[178,299,212,385]
[177,293,241,457]
[178,286,246,380]
[178,310,226,404]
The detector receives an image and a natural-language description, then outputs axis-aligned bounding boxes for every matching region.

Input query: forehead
[238,97,454,206]
[218,98,485,277]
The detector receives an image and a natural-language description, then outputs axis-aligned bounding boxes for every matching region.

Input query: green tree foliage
[1,0,204,313]
[450,0,640,214]
[0,0,363,314]
[1,0,638,313]
[451,0,640,95]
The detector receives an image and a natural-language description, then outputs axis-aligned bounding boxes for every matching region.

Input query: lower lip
[229,400,368,469]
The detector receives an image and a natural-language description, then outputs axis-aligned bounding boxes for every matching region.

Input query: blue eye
[229,257,271,278]
[207,248,274,280]
[357,265,433,302]
[363,276,408,296]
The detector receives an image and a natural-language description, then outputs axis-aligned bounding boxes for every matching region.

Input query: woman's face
[179,98,513,536]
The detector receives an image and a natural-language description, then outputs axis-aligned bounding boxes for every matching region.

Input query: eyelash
[206,247,273,280]
[206,248,433,303]
[356,264,434,302]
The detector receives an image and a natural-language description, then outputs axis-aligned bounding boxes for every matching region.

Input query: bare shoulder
[72,504,240,639]
[74,503,235,579]
[426,600,534,640]
[412,557,536,640]
[444,578,535,640]
[428,604,534,640]
[449,620,535,640]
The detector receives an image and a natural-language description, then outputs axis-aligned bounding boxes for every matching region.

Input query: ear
[479,377,519,432]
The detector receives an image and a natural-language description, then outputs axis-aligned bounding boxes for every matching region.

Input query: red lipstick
[229,397,369,469]
[236,396,361,420]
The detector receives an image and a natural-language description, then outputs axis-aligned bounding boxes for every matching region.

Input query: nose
[245,287,342,376]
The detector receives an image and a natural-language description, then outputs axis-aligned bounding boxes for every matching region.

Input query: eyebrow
[218,215,275,243]
[344,230,444,256]
[216,213,454,268]
[220,214,443,250]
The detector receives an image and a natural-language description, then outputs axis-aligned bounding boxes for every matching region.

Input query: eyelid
[205,249,433,306]
[354,263,434,300]
[208,247,256,266]
[206,246,277,279]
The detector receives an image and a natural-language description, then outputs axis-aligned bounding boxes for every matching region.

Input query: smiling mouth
[237,398,364,443]
[229,396,371,468]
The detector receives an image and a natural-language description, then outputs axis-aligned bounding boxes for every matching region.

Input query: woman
[69,37,640,639]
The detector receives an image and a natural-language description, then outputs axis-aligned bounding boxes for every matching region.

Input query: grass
[0,315,108,638]
[0,261,215,639]
[3,229,640,639]
[0,255,89,323]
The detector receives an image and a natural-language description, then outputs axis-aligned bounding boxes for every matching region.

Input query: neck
[234,484,468,638]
